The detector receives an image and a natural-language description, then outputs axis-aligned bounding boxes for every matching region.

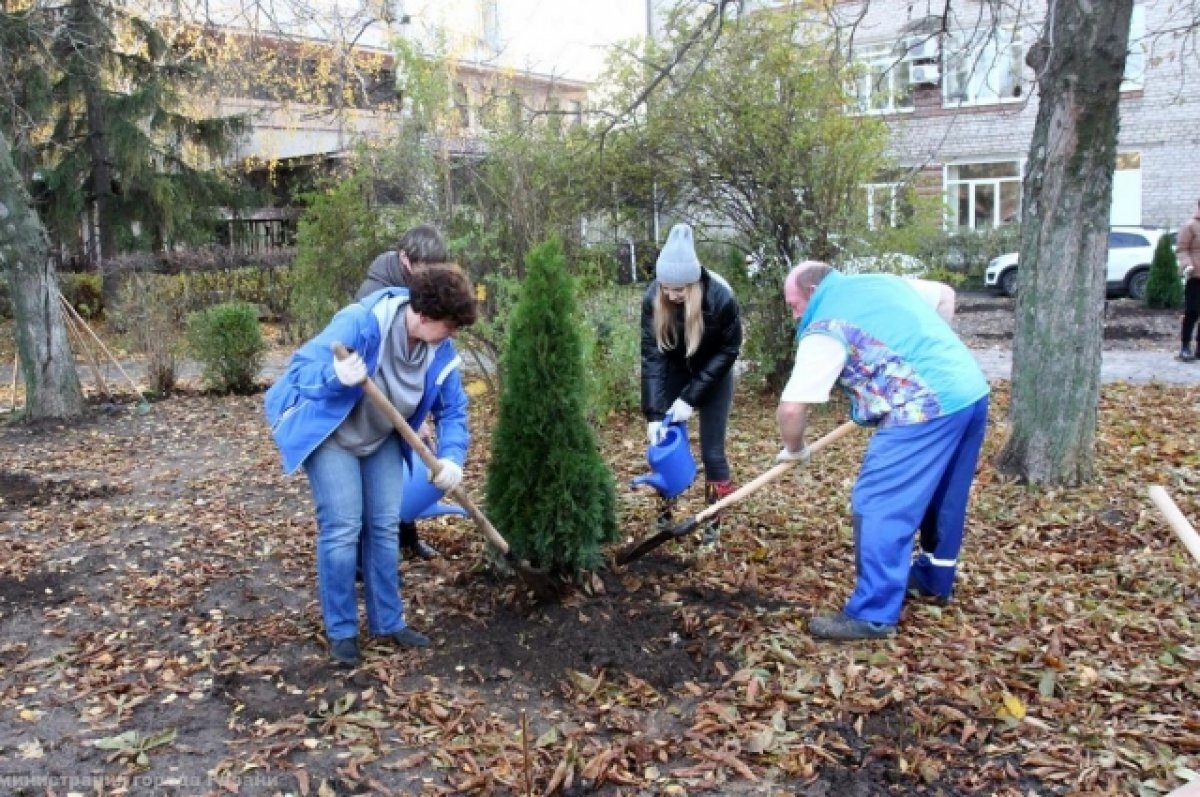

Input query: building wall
[840,0,1200,229]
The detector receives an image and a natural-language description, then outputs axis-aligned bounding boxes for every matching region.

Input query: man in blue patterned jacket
[776,261,989,640]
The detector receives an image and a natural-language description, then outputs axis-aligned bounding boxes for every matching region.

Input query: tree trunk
[0,130,85,419]
[995,0,1132,485]
[74,0,120,304]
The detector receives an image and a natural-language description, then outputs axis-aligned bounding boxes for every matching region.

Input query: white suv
[984,227,1170,300]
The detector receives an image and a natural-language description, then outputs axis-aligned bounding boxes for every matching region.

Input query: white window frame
[943,25,1026,106]
[851,44,914,115]
[944,160,1024,230]
[1122,3,1146,88]
[480,0,501,53]
[864,182,903,229]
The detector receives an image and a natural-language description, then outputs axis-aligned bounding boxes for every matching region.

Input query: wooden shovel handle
[691,420,859,525]
[1149,485,1200,568]
[332,342,510,554]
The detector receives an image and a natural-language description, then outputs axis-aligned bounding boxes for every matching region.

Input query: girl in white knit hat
[640,223,744,545]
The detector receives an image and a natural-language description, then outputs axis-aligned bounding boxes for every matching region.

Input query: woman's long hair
[653,282,704,357]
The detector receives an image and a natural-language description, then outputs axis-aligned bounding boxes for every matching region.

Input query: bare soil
[0,294,1189,795]
[951,291,1180,350]
[0,389,1029,796]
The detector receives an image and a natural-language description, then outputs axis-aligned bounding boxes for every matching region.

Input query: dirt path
[0,293,1193,401]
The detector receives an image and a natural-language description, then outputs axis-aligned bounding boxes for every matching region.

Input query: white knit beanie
[655,224,702,286]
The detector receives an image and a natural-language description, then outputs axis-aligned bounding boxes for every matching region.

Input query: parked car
[983,227,1172,300]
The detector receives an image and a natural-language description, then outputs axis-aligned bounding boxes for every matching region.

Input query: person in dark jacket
[265,264,478,667]
[641,223,743,545]
[357,225,448,560]
[1176,199,1200,361]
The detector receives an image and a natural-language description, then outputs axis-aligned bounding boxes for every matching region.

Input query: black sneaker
[809,612,895,640]
[655,497,677,533]
[386,627,431,649]
[1180,346,1195,362]
[403,540,440,561]
[329,637,360,668]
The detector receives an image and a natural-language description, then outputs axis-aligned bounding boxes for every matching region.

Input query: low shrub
[579,285,642,423]
[185,302,266,395]
[115,273,184,396]
[921,265,969,288]
[1145,234,1183,309]
[914,227,1022,283]
[60,274,104,319]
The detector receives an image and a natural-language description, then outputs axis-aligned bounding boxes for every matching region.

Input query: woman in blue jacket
[265,264,478,667]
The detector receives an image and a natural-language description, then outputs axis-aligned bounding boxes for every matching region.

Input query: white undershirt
[780,334,846,403]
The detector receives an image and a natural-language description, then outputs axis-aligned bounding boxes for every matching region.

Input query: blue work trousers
[845,396,989,625]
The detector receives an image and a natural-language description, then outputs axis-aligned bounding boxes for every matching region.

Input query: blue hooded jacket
[264,287,469,475]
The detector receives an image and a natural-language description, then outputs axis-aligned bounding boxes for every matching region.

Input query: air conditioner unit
[909,64,941,85]
[904,36,940,61]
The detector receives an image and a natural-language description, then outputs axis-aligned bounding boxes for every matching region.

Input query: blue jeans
[304,436,407,641]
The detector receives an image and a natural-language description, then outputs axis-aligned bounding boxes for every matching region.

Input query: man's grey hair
[787,261,834,292]
[398,225,448,265]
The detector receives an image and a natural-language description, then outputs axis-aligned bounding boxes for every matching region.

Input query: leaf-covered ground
[0,380,1198,796]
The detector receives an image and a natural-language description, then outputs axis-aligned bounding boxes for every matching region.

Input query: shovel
[616,420,859,565]
[332,343,559,598]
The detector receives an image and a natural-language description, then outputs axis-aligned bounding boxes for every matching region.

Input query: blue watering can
[402,457,468,522]
[630,418,697,499]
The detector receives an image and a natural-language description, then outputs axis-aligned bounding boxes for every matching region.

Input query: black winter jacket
[641,269,743,420]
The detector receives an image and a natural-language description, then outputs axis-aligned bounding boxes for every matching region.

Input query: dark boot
[701,480,735,545]
[656,496,678,533]
[329,636,360,667]
[809,612,895,640]
[405,540,440,561]
[400,521,439,560]
[385,626,431,649]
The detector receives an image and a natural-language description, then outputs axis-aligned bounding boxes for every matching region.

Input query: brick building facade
[836,0,1200,231]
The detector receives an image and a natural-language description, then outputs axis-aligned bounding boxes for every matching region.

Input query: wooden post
[8,351,19,413]
[58,293,144,400]
[61,301,112,399]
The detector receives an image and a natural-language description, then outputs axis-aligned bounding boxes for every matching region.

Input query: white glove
[647,421,664,445]
[430,458,463,492]
[667,398,693,424]
[775,446,811,465]
[334,351,367,386]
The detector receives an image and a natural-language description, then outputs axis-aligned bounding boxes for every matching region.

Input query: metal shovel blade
[615,421,859,566]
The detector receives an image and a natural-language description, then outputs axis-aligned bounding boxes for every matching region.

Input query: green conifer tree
[1145,233,1183,309]
[38,0,248,267]
[485,238,618,574]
